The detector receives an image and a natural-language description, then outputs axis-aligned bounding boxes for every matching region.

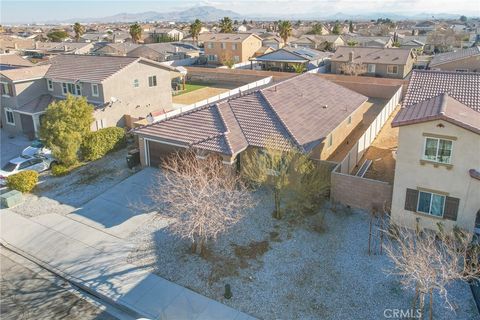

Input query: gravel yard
[10,148,134,217]
[127,189,478,320]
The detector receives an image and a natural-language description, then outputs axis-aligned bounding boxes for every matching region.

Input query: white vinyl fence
[160,57,198,67]
[151,76,273,122]
[336,85,403,175]
[217,61,261,70]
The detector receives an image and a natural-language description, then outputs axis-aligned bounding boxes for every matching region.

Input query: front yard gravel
[127,190,479,320]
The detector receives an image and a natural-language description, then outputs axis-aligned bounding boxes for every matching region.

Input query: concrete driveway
[66,167,159,239]
[1,129,31,167]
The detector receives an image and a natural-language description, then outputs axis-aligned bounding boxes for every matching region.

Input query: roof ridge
[212,103,234,155]
[258,90,303,150]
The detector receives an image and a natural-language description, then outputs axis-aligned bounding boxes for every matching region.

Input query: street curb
[0,240,156,320]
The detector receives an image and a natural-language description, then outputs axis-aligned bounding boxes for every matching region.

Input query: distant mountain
[55,6,242,23]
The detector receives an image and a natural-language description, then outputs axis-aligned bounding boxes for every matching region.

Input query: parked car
[0,155,56,186]
[22,140,52,157]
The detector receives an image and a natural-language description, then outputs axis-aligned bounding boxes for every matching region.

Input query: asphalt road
[0,247,118,320]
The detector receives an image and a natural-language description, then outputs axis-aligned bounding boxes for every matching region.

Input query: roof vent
[322,104,328,109]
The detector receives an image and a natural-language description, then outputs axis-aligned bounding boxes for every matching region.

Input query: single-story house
[330,47,416,79]
[428,46,480,72]
[252,46,332,72]
[133,73,371,167]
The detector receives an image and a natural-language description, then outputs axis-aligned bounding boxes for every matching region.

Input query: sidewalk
[0,210,255,320]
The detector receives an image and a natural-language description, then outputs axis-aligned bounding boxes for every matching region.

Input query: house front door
[20,114,35,140]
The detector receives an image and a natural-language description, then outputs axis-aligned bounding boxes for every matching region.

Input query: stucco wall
[391,120,480,232]
[331,171,393,210]
[331,60,413,79]
[98,61,173,128]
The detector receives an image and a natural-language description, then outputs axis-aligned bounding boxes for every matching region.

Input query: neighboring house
[413,21,437,34]
[261,35,285,50]
[126,42,201,62]
[92,42,141,56]
[0,36,35,53]
[397,36,428,52]
[390,70,480,233]
[236,25,248,33]
[0,53,34,69]
[81,33,107,43]
[0,55,177,138]
[330,47,416,79]
[24,42,94,57]
[290,35,345,51]
[428,46,480,72]
[133,73,370,167]
[252,46,332,72]
[202,33,263,64]
[150,28,185,42]
[344,36,393,48]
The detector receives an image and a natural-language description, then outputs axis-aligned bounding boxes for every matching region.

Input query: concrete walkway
[0,210,255,320]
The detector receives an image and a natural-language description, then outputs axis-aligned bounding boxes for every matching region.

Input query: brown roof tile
[331,46,413,65]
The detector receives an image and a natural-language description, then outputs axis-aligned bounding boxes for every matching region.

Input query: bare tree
[340,62,367,76]
[152,150,254,257]
[384,225,480,320]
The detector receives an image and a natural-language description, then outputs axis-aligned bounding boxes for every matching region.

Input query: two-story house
[330,47,416,79]
[202,33,262,65]
[1,55,177,138]
[391,70,480,233]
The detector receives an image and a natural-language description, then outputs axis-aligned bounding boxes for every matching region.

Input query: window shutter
[443,196,460,221]
[8,84,13,96]
[0,84,4,95]
[404,188,419,211]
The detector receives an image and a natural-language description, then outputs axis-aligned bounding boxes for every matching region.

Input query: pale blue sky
[1,0,479,24]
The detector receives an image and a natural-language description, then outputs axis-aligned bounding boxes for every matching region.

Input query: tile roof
[43,55,139,83]
[0,54,34,67]
[0,64,50,81]
[402,70,480,111]
[429,46,480,67]
[331,46,414,65]
[392,70,480,133]
[198,33,261,43]
[392,93,480,134]
[13,94,56,114]
[134,73,368,155]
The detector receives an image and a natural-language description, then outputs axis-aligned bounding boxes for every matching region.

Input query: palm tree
[129,23,142,44]
[190,19,202,46]
[219,17,233,33]
[278,20,293,46]
[73,22,84,42]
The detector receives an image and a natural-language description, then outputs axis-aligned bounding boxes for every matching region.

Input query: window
[456,69,468,72]
[208,54,217,61]
[417,191,445,217]
[328,134,333,147]
[221,42,226,49]
[47,79,53,91]
[387,65,398,74]
[232,43,238,50]
[233,56,240,63]
[367,64,376,73]
[62,82,82,96]
[207,42,213,49]
[133,79,139,88]
[91,84,99,97]
[0,82,12,97]
[5,109,15,125]
[148,76,157,87]
[423,137,453,164]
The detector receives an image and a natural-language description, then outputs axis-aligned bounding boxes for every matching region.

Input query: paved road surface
[0,247,118,320]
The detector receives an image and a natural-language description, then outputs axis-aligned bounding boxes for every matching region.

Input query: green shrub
[6,170,39,193]
[81,127,126,161]
[51,163,71,176]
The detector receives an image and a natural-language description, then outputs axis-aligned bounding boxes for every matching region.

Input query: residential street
[0,247,117,320]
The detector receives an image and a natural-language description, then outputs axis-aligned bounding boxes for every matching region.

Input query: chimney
[174,46,179,53]
[64,45,68,52]
[35,41,38,49]
[14,43,18,50]
[349,51,354,62]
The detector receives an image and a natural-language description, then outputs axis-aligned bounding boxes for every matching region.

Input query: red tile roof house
[390,70,480,233]
[1,55,178,138]
[133,73,372,168]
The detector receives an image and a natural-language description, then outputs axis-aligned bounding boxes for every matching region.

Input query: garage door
[148,141,183,168]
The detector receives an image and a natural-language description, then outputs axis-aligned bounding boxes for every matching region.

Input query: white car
[0,155,56,186]
[22,140,52,157]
